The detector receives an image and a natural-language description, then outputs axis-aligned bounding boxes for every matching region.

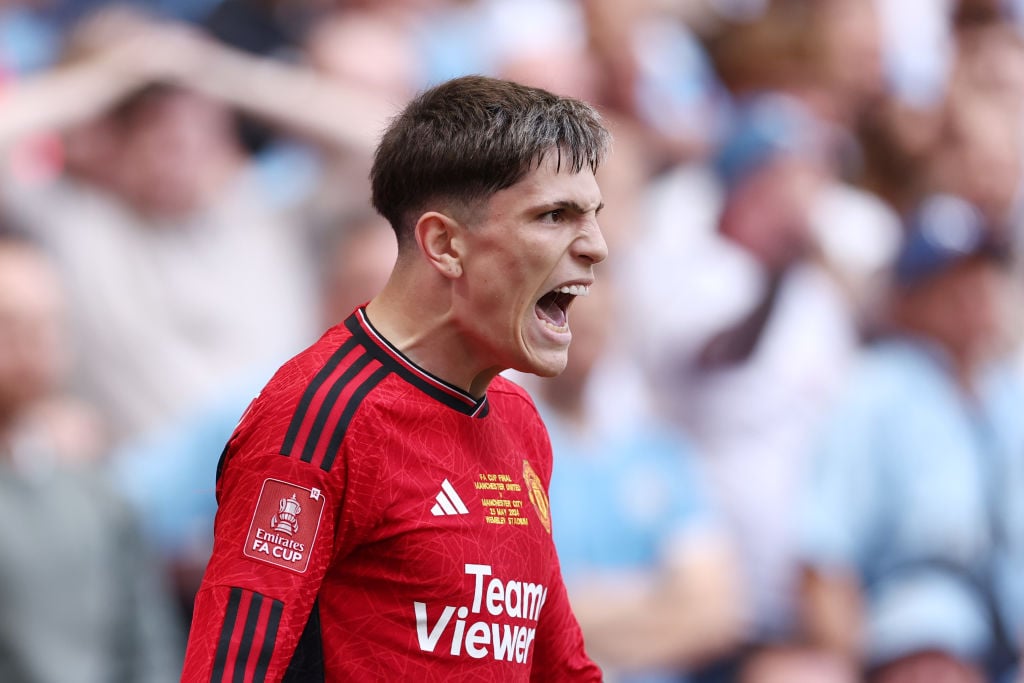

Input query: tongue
[536,292,567,327]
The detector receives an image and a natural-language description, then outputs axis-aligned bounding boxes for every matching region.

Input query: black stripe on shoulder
[300,352,373,463]
[253,598,282,683]
[320,365,391,472]
[232,592,263,681]
[281,337,359,456]
[282,599,325,683]
[210,587,242,682]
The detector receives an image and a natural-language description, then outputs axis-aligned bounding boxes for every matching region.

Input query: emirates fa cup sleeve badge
[245,479,326,573]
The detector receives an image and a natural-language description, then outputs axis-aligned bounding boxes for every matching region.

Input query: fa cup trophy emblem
[272,494,302,535]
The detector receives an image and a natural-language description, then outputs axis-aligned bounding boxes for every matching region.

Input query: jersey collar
[346,308,490,418]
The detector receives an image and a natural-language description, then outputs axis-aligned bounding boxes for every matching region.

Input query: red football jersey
[182,308,601,682]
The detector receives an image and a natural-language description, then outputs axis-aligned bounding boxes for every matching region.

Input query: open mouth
[535,284,589,331]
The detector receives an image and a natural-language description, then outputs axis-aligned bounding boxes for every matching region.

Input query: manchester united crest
[522,460,551,534]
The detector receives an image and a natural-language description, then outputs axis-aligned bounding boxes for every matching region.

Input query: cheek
[470,270,515,316]
[468,253,539,309]
[457,264,527,345]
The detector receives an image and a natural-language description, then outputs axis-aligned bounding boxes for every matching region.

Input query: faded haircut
[370,75,611,245]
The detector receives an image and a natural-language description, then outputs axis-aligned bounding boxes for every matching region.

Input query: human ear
[414,211,464,279]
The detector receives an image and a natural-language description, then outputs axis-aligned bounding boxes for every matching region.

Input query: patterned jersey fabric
[182,308,600,682]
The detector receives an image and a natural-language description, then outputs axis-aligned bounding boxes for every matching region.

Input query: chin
[516,322,572,378]
[517,351,569,378]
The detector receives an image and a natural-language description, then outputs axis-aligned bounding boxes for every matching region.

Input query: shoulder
[268,325,356,390]
[488,374,537,404]
[487,375,546,425]
[488,375,555,475]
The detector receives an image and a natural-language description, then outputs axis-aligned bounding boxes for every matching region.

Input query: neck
[364,266,500,398]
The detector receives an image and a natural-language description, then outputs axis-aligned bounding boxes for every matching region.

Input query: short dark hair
[370,75,611,243]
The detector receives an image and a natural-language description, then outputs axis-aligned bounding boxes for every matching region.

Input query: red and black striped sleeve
[182,332,387,683]
[182,453,339,682]
[207,587,284,681]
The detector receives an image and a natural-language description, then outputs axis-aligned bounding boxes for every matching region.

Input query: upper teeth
[554,285,589,296]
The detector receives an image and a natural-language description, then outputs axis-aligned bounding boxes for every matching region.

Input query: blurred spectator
[701,0,885,127]
[305,6,419,102]
[109,209,397,622]
[0,222,182,682]
[931,21,1024,226]
[623,93,866,681]
[581,0,727,167]
[316,208,399,324]
[182,16,401,233]
[697,0,903,304]
[0,5,168,187]
[7,81,318,444]
[1,11,321,445]
[287,4,421,221]
[856,10,1024,226]
[533,283,746,682]
[798,195,1022,683]
[483,0,598,103]
[6,1,1024,677]
[0,5,395,190]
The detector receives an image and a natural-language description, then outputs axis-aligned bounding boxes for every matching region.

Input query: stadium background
[2,0,1024,681]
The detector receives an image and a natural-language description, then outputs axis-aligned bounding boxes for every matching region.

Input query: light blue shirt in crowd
[108,372,269,562]
[799,337,1024,670]
[541,402,714,683]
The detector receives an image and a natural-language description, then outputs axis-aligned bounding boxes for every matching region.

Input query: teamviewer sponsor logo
[414,564,547,664]
[430,479,470,516]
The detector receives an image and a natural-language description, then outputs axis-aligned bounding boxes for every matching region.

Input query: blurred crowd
[3,0,1024,681]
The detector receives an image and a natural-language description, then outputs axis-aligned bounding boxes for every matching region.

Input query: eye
[540,209,565,224]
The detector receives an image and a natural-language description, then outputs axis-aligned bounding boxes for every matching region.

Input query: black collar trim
[345,309,490,418]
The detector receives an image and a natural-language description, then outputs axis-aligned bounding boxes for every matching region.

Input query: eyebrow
[549,200,605,215]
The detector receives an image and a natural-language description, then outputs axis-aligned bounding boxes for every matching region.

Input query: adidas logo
[430,479,469,516]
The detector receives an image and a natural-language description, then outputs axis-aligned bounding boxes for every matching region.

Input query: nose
[574,219,609,265]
